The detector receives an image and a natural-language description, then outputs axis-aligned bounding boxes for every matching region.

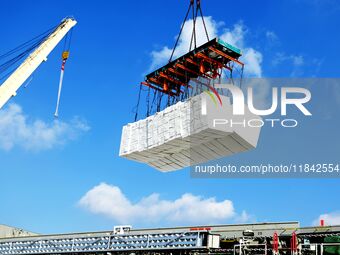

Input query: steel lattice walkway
[0,231,214,255]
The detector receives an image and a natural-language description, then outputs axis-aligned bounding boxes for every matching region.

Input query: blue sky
[0,0,340,234]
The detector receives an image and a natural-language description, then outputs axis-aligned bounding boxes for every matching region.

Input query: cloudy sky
[0,0,340,234]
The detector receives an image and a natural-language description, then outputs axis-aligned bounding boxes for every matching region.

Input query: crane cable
[0,25,58,82]
[169,0,194,62]
[134,0,210,120]
[190,0,209,50]
[169,0,210,62]
[54,28,73,118]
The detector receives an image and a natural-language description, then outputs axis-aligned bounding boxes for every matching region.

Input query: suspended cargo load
[120,92,261,172]
[122,1,256,171]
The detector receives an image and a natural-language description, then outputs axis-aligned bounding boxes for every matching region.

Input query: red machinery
[291,232,298,254]
[134,0,244,120]
[273,231,279,254]
[142,37,243,97]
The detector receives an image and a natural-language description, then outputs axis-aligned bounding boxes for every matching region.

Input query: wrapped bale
[120,93,262,172]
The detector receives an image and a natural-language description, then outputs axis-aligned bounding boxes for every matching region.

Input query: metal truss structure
[0,231,214,255]
[1,223,340,255]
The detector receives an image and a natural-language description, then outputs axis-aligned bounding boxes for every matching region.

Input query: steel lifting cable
[157,92,163,112]
[0,24,58,61]
[169,0,194,62]
[240,65,244,89]
[54,28,73,118]
[146,85,151,117]
[190,0,210,51]
[172,0,211,99]
[197,0,210,41]
[0,40,48,81]
[189,0,198,51]
[149,89,157,116]
[0,25,58,82]
[231,63,244,89]
[134,83,143,121]
[136,0,211,118]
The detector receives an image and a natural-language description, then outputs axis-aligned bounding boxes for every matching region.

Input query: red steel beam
[159,72,184,87]
[176,62,218,80]
[175,63,200,76]
[185,57,200,67]
[168,67,185,78]
[196,52,232,72]
[141,82,177,97]
[208,46,244,66]
[149,77,162,86]
[196,52,223,68]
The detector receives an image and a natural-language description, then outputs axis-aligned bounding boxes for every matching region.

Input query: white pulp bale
[119,93,262,172]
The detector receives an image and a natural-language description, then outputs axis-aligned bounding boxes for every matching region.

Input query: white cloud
[242,48,263,77]
[272,52,305,77]
[266,31,278,42]
[220,23,263,77]
[78,183,250,226]
[292,55,304,66]
[273,52,304,67]
[150,16,219,70]
[313,212,340,226]
[150,47,173,71]
[150,18,262,77]
[0,104,89,151]
[242,78,272,109]
[220,23,246,48]
[235,210,254,223]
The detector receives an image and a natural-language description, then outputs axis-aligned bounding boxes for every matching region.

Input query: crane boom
[0,18,77,109]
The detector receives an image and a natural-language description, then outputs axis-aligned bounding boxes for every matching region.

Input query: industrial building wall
[0,225,36,238]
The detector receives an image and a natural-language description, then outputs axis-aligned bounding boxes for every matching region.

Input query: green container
[324,237,340,255]
[217,38,242,55]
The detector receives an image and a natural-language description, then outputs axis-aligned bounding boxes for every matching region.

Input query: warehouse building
[0,224,36,239]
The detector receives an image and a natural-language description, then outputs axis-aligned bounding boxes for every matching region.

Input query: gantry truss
[0,231,216,255]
